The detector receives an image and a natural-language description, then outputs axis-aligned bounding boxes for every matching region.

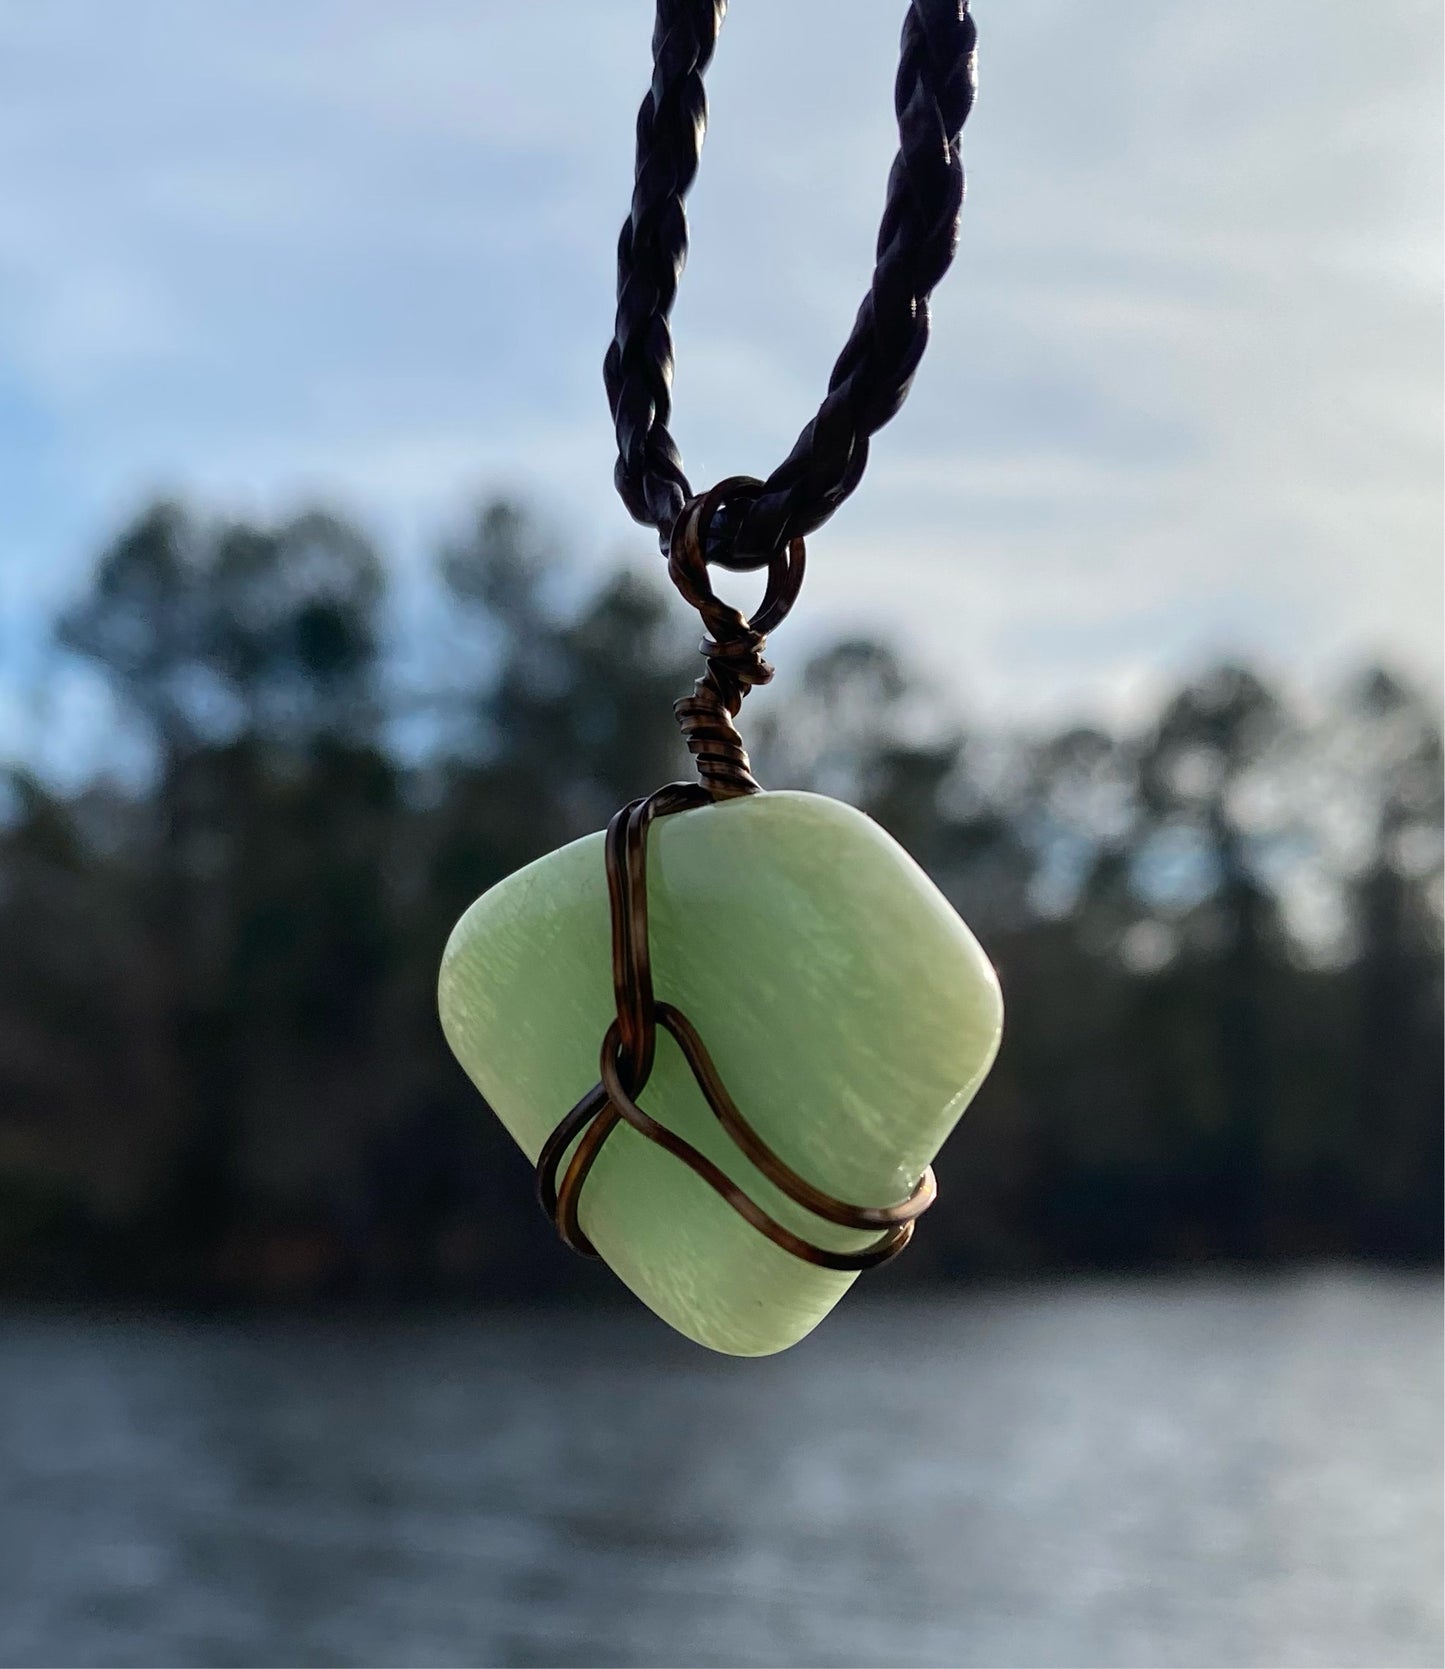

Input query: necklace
[438,0,1001,1356]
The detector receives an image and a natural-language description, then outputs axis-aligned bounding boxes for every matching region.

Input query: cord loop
[605,0,979,560]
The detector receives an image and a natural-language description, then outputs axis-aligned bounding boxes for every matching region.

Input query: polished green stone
[438,790,1002,1356]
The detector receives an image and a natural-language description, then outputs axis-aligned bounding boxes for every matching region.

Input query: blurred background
[0,3,1440,1666]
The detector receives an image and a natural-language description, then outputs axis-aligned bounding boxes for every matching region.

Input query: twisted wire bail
[668,478,805,798]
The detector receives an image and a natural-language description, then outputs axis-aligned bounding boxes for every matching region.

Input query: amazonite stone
[438,790,1002,1356]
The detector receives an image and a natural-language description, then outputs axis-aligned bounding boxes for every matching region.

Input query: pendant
[439,785,1001,1355]
[436,485,1003,1355]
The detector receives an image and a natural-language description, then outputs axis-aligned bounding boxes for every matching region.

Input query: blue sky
[0,0,1439,771]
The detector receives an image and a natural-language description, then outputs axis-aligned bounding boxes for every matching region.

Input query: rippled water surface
[0,1272,1439,1668]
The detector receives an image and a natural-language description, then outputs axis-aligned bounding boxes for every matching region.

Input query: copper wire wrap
[534,483,938,1270]
[669,477,803,798]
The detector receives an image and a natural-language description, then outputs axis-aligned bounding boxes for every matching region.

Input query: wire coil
[534,487,938,1268]
[534,783,937,1269]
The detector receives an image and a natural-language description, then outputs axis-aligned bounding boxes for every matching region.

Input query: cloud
[0,0,1438,759]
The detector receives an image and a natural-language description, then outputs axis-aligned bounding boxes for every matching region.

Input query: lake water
[0,1271,1439,1668]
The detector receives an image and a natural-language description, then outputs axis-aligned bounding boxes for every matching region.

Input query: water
[0,1271,1439,1668]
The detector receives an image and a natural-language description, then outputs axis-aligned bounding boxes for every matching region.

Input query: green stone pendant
[438,788,1002,1356]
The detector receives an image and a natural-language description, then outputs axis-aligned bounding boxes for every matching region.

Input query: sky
[0,0,1439,771]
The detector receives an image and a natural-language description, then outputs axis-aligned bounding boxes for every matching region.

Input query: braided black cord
[603,1,725,542]
[605,0,977,570]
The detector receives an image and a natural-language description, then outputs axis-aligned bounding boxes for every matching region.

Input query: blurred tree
[1337,668,1443,1258]
[51,506,398,1296]
[1132,666,1289,1255]
[0,499,1438,1301]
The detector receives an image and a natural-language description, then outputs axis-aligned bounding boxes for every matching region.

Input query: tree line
[0,499,1439,1303]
